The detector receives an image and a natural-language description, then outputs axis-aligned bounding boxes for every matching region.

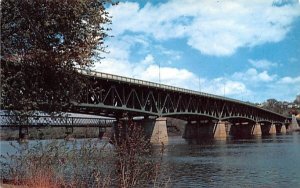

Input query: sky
[93,0,300,103]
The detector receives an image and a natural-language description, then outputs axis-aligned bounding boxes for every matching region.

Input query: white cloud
[233,68,276,82]
[94,35,248,98]
[108,0,300,56]
[277,76,300,84]
[141,54,154,65]
[205,78,247,96]
[248,59,278,69]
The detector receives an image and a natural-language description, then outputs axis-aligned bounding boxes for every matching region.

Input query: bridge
[0,114,114,139]
[1,70,292,143]
[69,70,290,143]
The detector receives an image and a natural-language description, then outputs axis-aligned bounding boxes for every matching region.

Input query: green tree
[1,0,114,116]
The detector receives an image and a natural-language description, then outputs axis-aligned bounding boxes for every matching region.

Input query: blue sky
[94,0,300,103]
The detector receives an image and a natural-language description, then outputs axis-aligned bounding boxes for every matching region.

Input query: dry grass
[1,118,168,187]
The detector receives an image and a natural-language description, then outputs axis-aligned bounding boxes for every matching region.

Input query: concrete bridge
[67,70,290,143]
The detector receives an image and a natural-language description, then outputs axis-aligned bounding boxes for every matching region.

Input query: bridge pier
[19,125,29,141]
[252,123,262,136]
[65,127,74,140]
[260,123,276,135]
[280,124,287,134]
[214,121,227,139]
[275,124,286,134]
[98,127,106,139]
[111,119,121,144]
[183,120,228,139]
[230,122,254,138]
[269,124,277,135]
[143,117,168,144]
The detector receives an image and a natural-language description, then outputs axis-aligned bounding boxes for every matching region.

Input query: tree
[294,94,300,105]
[1,0,115,116]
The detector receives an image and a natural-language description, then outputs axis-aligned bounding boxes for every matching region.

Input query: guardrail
[0,115,114,128]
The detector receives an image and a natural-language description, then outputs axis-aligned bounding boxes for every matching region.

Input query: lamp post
[198,77,201,92]
[159,62,161,85]
[223,82,226,97]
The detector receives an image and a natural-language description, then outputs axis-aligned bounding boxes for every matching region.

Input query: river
[1,133,300,187]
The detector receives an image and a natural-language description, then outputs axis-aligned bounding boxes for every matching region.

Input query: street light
[159,62,161,85]
[198,77,201,92]
[223,82,226,97]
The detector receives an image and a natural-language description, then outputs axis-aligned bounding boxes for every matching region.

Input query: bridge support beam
[252,123,262,136]
[143,117,168,144]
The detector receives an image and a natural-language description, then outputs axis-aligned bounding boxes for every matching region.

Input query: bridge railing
[0,115,114,128]
[79,69,219,98]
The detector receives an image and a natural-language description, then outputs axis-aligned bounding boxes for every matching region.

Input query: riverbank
[0,127,112,141]
[0,118,184,141]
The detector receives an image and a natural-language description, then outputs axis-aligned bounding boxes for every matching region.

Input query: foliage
[113,118,165,187]
[0,135,167,187]
[0,0,114,115]
[261,97,300,116]
[1,139,114,187]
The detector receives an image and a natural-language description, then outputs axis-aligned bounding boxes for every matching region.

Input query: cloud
[233,68,276,82]
[108,0,300,56]
[94,34,248,98]
[277,76,300,84]
[248,59,278,69]
[205,78,247,96]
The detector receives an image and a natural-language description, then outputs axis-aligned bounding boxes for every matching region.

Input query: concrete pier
[214,121,227,139]
[269,124,276,135]
[252,123,262,136]
[143,117,168,144]
[183,120,227,139]
[280,124,287,134]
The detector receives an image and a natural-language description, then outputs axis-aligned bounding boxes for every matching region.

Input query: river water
[1,133,300,187]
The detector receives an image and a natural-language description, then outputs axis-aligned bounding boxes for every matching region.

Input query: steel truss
[71,72,288,125]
